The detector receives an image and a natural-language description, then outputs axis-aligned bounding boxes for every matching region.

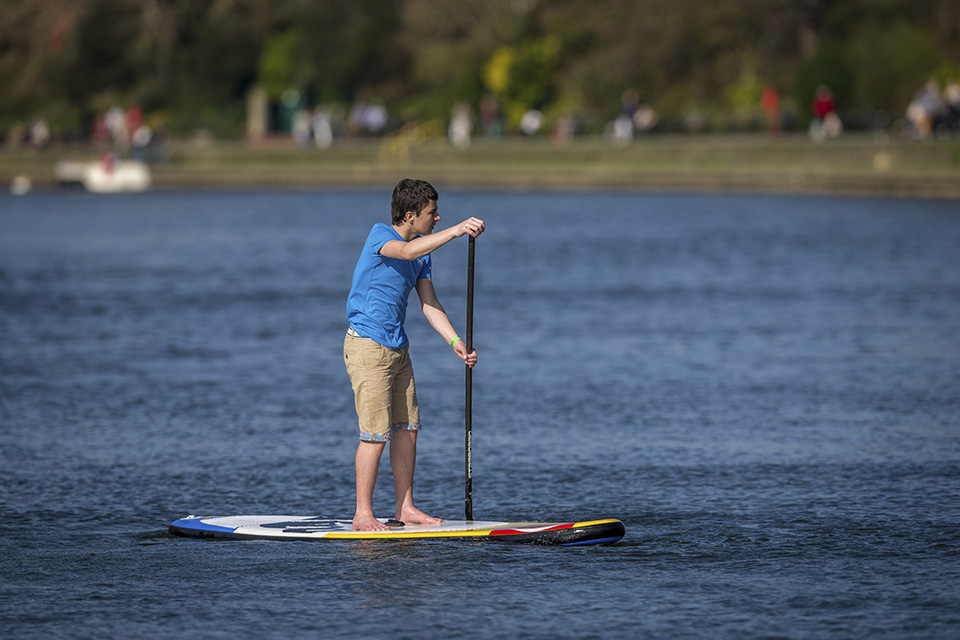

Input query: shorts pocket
[346,336,390,370]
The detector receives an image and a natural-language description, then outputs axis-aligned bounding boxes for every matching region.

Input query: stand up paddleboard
[169,516,625,546]
[169,238,626,547]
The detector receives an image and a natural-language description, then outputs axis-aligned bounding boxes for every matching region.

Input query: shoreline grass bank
[4,133,959,199]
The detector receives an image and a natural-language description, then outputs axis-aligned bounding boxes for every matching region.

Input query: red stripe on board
[489,523,574,536]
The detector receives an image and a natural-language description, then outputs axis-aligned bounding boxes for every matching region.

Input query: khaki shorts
[343,330,421,442]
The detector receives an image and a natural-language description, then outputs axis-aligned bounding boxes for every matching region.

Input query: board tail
[488,519,625,546]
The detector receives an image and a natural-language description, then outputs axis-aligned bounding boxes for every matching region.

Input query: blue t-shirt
[346,223,432,348]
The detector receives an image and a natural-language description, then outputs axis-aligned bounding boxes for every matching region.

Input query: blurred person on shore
[812,85,835,123]
[905,98,927,137]
[348,103,368,136]
[550,112,576,148]
[99,149,116,174]
[105,106,128,151]
[349,100,388,136]
[479,94,503,138]
[610,114,633,143]
[612,88,639,144]
[293,108,312,147]
[312,106,334,149]
[946,78,960,134]
[28,118,50,147]
[366,101,387,134]
[126,105,142,143]
[810,85,841,142]
[131,125,152,162]
[906,80,947,138]
[520,109,544,135]
[919,79,947,135]
[633,103,659,135]
[762,84,781,136]
[448,101,473,149]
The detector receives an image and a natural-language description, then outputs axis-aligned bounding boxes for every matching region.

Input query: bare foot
[397,506,443,525]
[353,515,390,531]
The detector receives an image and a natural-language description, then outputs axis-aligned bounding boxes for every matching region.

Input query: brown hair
[391,178,438,225]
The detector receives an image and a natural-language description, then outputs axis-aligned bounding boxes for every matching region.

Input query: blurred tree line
[2,0,958,138]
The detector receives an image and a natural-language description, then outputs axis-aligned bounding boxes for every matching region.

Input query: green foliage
[1,0,957,137]
[259,31,299,100]
[724,70,763,112]
[848,20,943,115]
[932,63,960,84]
[507,36,562,111]
[483,48,514,96]
[484,36,562,125]
[66,2,149,108]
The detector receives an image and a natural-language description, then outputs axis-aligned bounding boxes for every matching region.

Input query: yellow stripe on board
[570,518,622,527]
[320,519,623,540]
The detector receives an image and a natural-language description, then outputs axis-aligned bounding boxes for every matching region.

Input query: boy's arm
[415,277,478,368]
[380,217,484,261]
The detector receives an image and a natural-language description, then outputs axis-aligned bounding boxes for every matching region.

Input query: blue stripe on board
[170,518,235,534]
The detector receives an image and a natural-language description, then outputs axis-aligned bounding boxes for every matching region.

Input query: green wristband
[450,336,461,348]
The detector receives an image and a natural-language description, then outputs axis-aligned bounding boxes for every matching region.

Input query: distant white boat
[54,156,151,193]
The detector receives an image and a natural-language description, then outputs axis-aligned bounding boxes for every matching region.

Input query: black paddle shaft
[465,235,475,520]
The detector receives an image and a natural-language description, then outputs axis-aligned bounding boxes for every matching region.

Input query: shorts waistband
[346,327,363,338]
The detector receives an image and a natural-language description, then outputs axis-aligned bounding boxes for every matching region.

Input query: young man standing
[344,178,485,531]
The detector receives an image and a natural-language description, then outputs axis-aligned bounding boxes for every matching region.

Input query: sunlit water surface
[2,189,958,639]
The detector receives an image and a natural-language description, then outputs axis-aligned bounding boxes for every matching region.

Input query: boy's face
[408,200,440,236]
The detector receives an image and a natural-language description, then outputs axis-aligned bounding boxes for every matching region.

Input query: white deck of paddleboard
[172,515,583,539]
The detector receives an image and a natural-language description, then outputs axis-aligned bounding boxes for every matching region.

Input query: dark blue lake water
[1,188,958,639]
